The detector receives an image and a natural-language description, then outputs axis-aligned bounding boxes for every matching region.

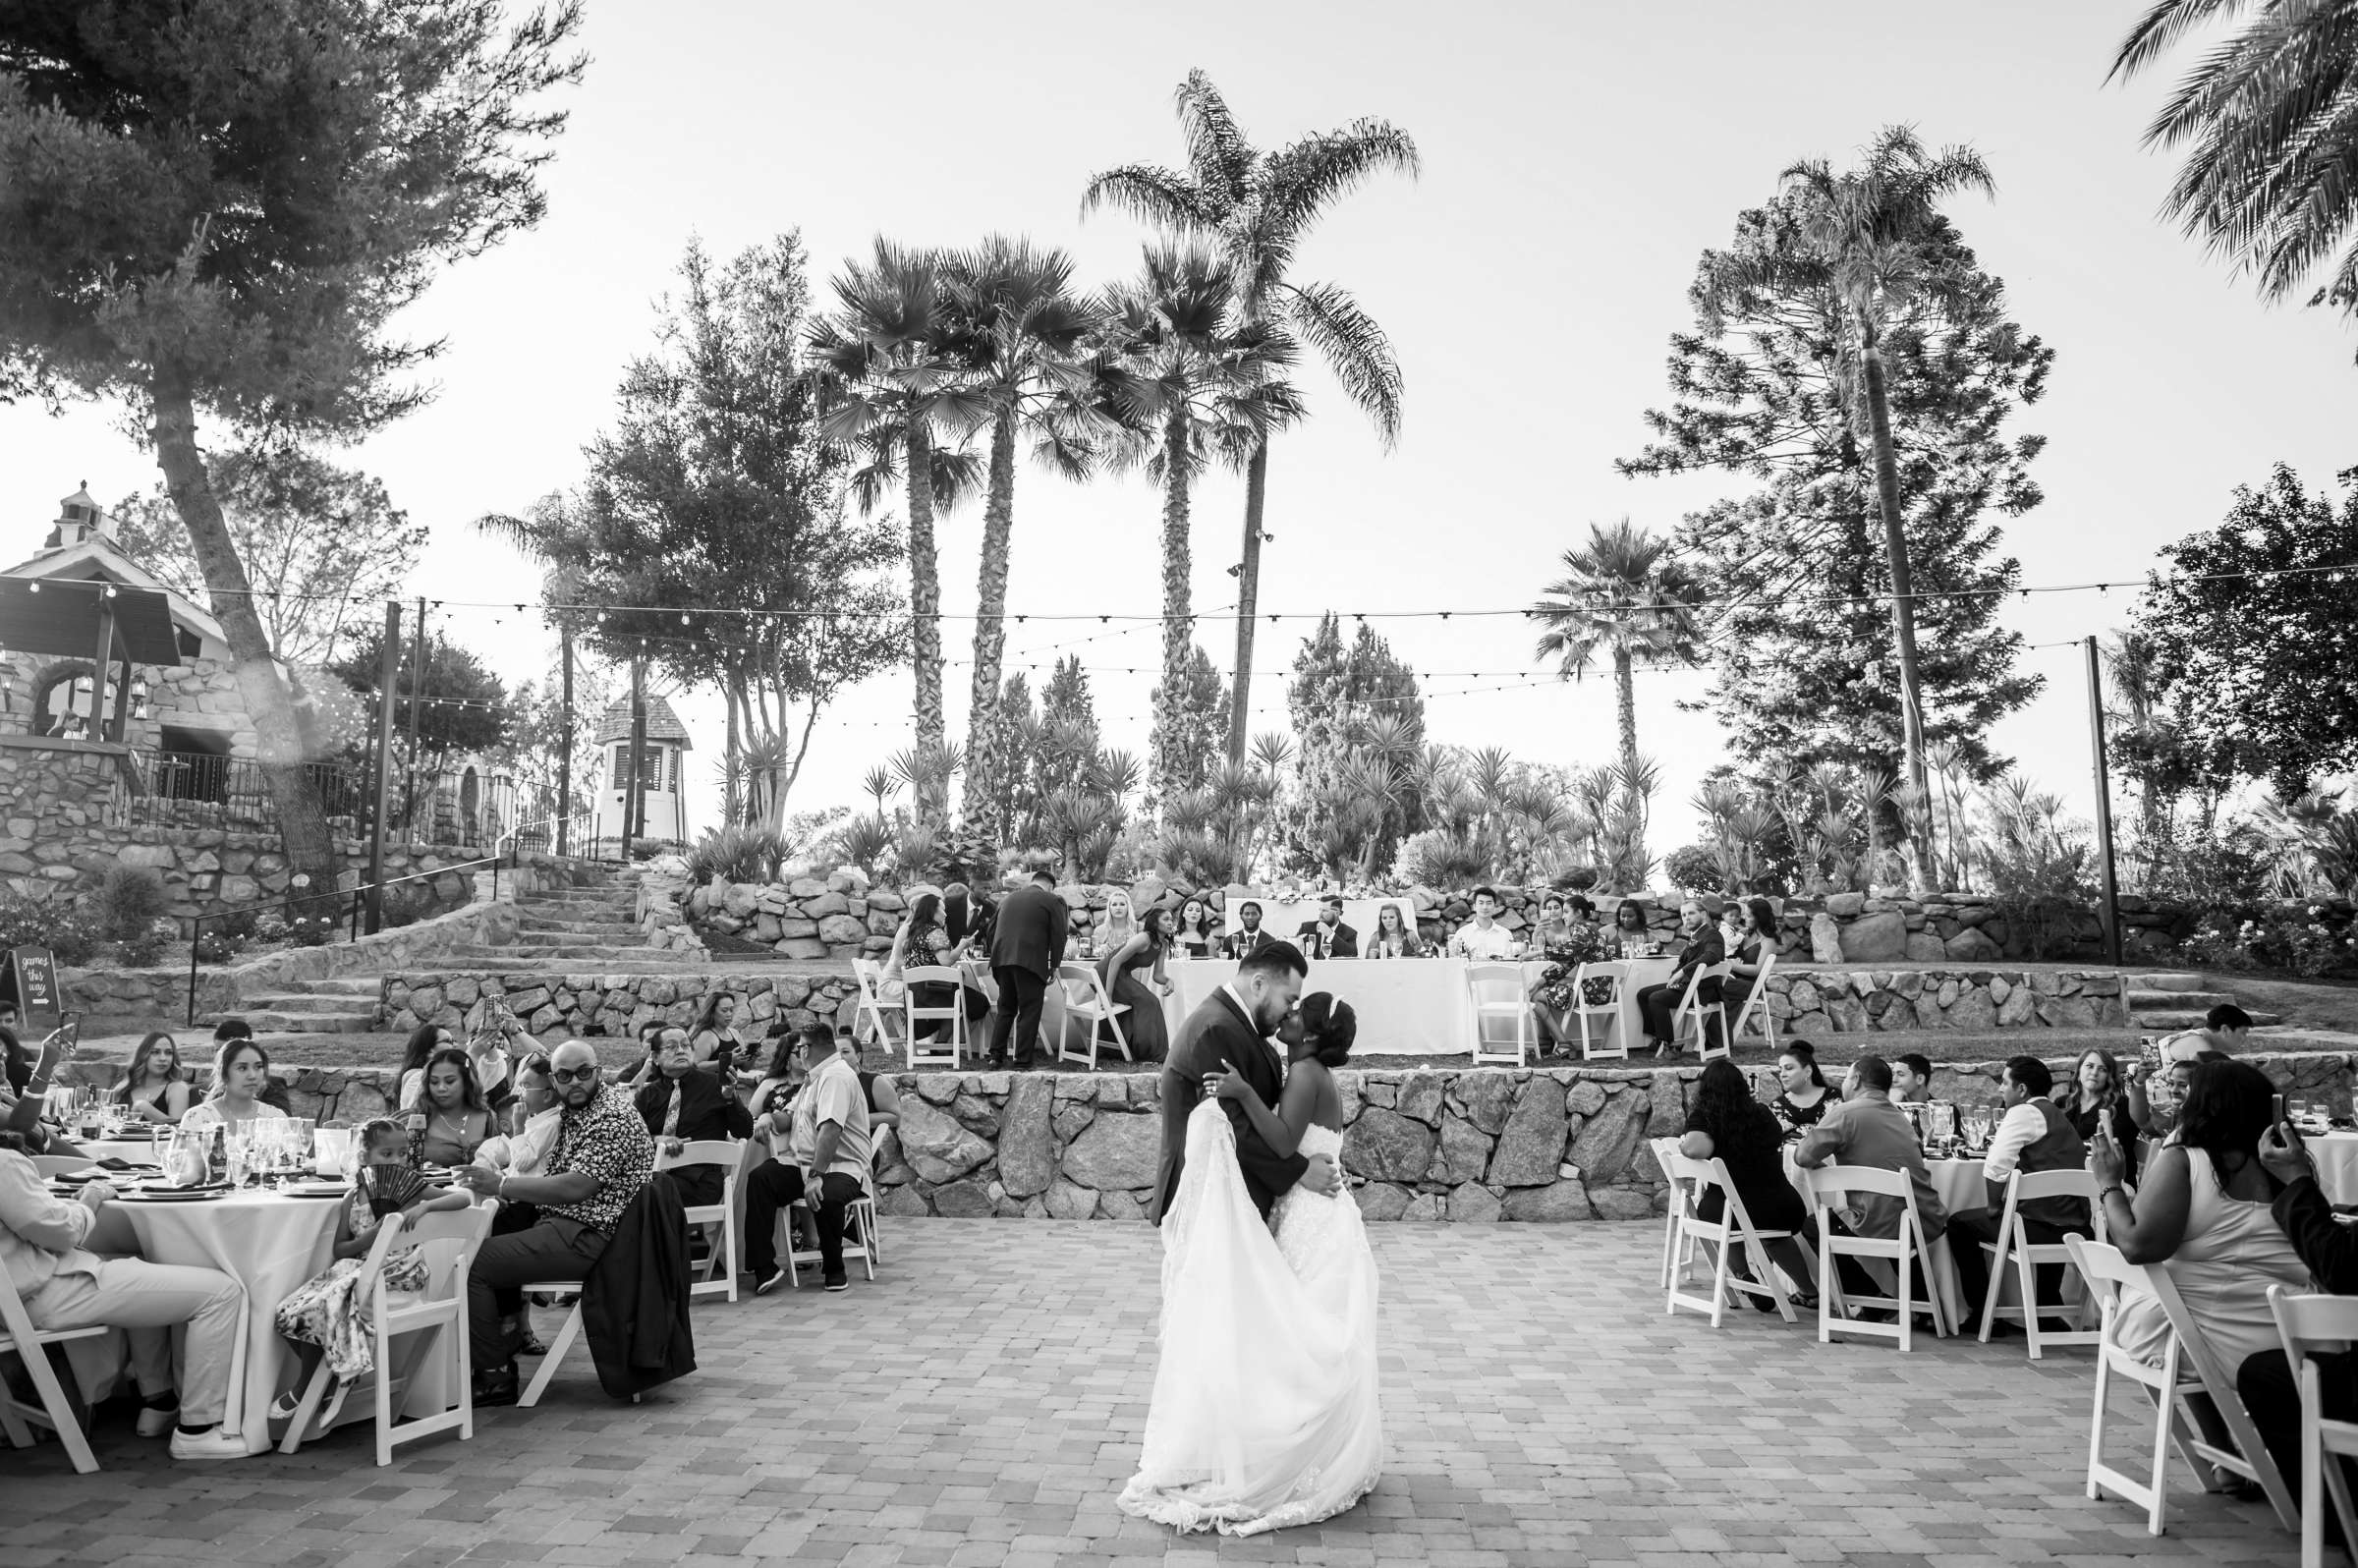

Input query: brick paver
[1,1221,2296,1566]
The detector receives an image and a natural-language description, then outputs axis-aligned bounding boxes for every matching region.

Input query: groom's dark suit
[1150,985,1310,1226]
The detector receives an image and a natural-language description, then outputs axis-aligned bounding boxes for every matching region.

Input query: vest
[2013,1098,2091,1232]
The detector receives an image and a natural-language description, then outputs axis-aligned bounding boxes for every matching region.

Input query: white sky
[4,0,2351,851]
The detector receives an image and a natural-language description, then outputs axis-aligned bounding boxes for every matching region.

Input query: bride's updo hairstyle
[1300,993,1358,1068]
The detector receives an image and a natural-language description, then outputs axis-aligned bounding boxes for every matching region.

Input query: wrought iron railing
[109,749,518,848]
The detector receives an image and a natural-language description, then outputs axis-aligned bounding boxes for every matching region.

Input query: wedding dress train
[1118,1100,1384,1536]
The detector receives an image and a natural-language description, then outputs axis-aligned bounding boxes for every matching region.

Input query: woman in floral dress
[1529,895,1607,1054]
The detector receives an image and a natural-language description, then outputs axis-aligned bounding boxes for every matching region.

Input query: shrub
[1661,844,1723,894]
[1389,828,1493,891]
[0,891,104,966]
[687,824,788,885]
[92,866,169,942]
[118,916,175,969]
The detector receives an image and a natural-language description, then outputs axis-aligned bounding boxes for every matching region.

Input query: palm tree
[937,238,1111,826]
[1529,519,1704,785]
[2111,3,2358,331]
[1099,244,1303,807]
[1085,70,1419,764]
[1713,127,1995,886]
[809,239,986,765]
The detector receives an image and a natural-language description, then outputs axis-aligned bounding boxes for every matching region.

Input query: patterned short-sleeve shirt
[545,1081,654,1233]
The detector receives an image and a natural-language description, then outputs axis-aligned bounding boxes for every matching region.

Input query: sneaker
[169,1425,249,1461]
[755,1267,791,1297]
[823,1270,849,1292]
[136,1399,180,1438]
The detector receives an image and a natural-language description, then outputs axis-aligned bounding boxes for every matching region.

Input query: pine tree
[1149,644,1234,801]
[1279,615,1425,875]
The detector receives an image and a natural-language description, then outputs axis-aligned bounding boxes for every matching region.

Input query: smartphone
[2274,1093,2289,1125]
[57,1013,81,1046]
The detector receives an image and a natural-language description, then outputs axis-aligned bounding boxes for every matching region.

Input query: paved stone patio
[3,1221,2298,1567]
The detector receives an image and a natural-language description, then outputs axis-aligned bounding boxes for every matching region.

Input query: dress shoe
[473,1365,521,1408]
[169,1425,248,1461]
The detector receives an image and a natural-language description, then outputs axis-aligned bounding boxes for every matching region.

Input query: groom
[1149,941,1340,1225]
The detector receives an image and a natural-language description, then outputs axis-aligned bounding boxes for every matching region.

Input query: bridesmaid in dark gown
[1098,904,1176,1062]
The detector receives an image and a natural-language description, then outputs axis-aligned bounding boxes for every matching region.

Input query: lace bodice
[1273,1123,1356,1286]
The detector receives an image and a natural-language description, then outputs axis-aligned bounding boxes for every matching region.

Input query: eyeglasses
[550,1065,600,1084]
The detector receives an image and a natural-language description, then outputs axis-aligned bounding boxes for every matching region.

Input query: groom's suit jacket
[1150,986,1310,1226]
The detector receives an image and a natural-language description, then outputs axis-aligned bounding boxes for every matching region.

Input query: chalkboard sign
[0,947,61,1035]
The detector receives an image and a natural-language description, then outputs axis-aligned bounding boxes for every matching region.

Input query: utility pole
[620,648,646,864]
[402,594,425,845]
[556,620,574,858]
[2085,636,2123,968]
[366,600,401,933]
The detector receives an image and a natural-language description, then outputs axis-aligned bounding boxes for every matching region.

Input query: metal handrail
[184,851,509,1026]
[500,810,595,860]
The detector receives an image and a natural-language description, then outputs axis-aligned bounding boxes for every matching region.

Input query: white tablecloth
[2310,1133,2358,1204]
[116,1191,342,1455]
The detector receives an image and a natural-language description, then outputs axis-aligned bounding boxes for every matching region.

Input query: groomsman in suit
[1220,901,1275,960]
[986,866,1067,1071]
[1295,895,1359,960]
[1149,942,1340,1224]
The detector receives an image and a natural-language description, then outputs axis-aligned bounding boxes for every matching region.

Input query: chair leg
[1978,1228,2009,1344]
[1707,1235,1730,1328]
[2016,1239,2046,1361]
[2088,1353,2110,1501]
[374,1319,396,1467]
[455,1292,475,1444]
[14,1343,96,1474]
[520,1305,582,1409]
[1750,1233,1796,1323]
[2146,1379,2176,1535]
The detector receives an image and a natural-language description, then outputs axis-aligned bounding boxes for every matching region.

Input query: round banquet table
[114,1190,343,1455]
[2307,1132,2358,1204]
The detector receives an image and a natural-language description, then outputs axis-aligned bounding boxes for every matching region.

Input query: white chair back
[898,965,967,1071]
[0,1241,106,1472]
[1569,963,1627,1060]
[849,958,892,1046]
[1666,1150,1806,1325]
[1803,1163,1949,1350]
[1055,962,1131,1071]
[656,1137,750,1302]
[1464,961,1534,1068]
[1726,949,1778,1046]
[2269,1284,2358,1567]
[1975,1166,2105,1356]
[1669,960,1734,1060]
[1647,1136,1698,1287]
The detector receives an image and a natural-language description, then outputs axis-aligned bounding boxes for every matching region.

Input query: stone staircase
[228,975,387,1036]
[2125,972,2281,1031]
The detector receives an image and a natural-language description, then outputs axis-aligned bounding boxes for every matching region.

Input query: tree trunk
[722,674,742,826]
[904,420,945,768]
[961,410,1019,828]
[1861,336,1934,890]
[1226,438,1268,763]
[1612,643,1639,780]
[149,375,340,919]
[1151,407,1194,810]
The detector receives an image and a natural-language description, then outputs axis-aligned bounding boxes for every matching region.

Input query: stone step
[268,977,385,997]
[2133,973,2210,993]
[2133,1007,2283,1031]
[240,1008,380,1035]
[2126,989,2233,1011]
[243,991,380,1017]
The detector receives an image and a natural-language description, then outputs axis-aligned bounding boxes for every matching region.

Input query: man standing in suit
[986,866,1067,1071]
[1295,895,1359,960]
[1220,900,1274,960]
[1149,942,1340,1225]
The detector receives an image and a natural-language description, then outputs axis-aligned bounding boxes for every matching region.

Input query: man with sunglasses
[456,1038,652,1407]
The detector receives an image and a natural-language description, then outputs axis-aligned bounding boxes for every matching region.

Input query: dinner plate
[54,1168,111,1184]
[281,1182,348,1198]
[116,1189,229,1204]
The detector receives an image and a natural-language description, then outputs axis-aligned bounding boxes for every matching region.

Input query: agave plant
[840,812,895,877]
[687,823,789,885]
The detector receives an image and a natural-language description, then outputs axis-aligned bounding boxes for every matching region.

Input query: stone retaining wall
[1768,968,2125,1034]
[381,966,861,1044]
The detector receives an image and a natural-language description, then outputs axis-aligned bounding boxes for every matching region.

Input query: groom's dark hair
[1238,941,1308,980]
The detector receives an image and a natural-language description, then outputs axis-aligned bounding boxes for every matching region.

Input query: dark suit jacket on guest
[945,891,995,952]
[989,882,1068,980]
[1220,927,1276,961]
[1667,926,1727,1005]
[1295,920,1359,960]
[634,1068,755,1145]
[1150,987,1310,1226]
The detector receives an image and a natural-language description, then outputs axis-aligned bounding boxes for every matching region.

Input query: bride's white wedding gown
[1118,1100,1384,1536]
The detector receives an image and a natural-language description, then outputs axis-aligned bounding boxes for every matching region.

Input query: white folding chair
[1975,1167,2105,1358]
[1724,949,1779,1047]
[849,958,894,1046]
[658,1138,750,1303]
[1464,961,1535,1068]
[0,1253,103,1473]
[1649,1136,1700,1289]
[1572,963,1627,1060]
[278,1203,494,1465]
[775,1168,881,1288]
[1804,1164,1952,1351]
[1668,961,1734,1060]
[2065,1237,2298,1537]
[31,1155,94,1177]
[1056,962,1131,1070]
[2270,1284,2358,1568]
[898,965,967,1070]
[1665,1151,1809,1326]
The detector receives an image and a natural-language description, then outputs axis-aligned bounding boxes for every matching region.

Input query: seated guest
[2055,1047,2141,1185]
[1793,1055,1948,1301]
[744,1024,872,1295]
[2199,1002,2255,1055]
[1447,886,1519,960]
[0,1129,247,1459]
[116,1031,196,1125]
[1220,900,1276,960]
[1716,898,1778,1022]
[633,1028,754,1206]
[944,881,996,957]
[1295,896,1359,960]
[396,1023,457,1109]
[408,1046,498,1166]
[1943,1055,2089,1329]
[211,1018,293,1112]
[1890,1053,1936,1105]
[2097,1059,2307,1372]
[2125,1033,2225,1138]
[686,991,748,1078]
[2,1031,84,1152]
[1173,897,1217,959]
[182,1038,290,1133]
[1678,1058,1817,1305]
[1635,901,1724,1054]
[2239,1116,2358,1527]
[1364,900,1425,961]
[1769,1042,1837,1136]
[620,1019,672,1089]
[471,1051,560,1356]
[837,1031,903,1166]
[454,1038,654,1407]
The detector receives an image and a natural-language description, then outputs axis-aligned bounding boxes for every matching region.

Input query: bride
[1118,993,1383,1536]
